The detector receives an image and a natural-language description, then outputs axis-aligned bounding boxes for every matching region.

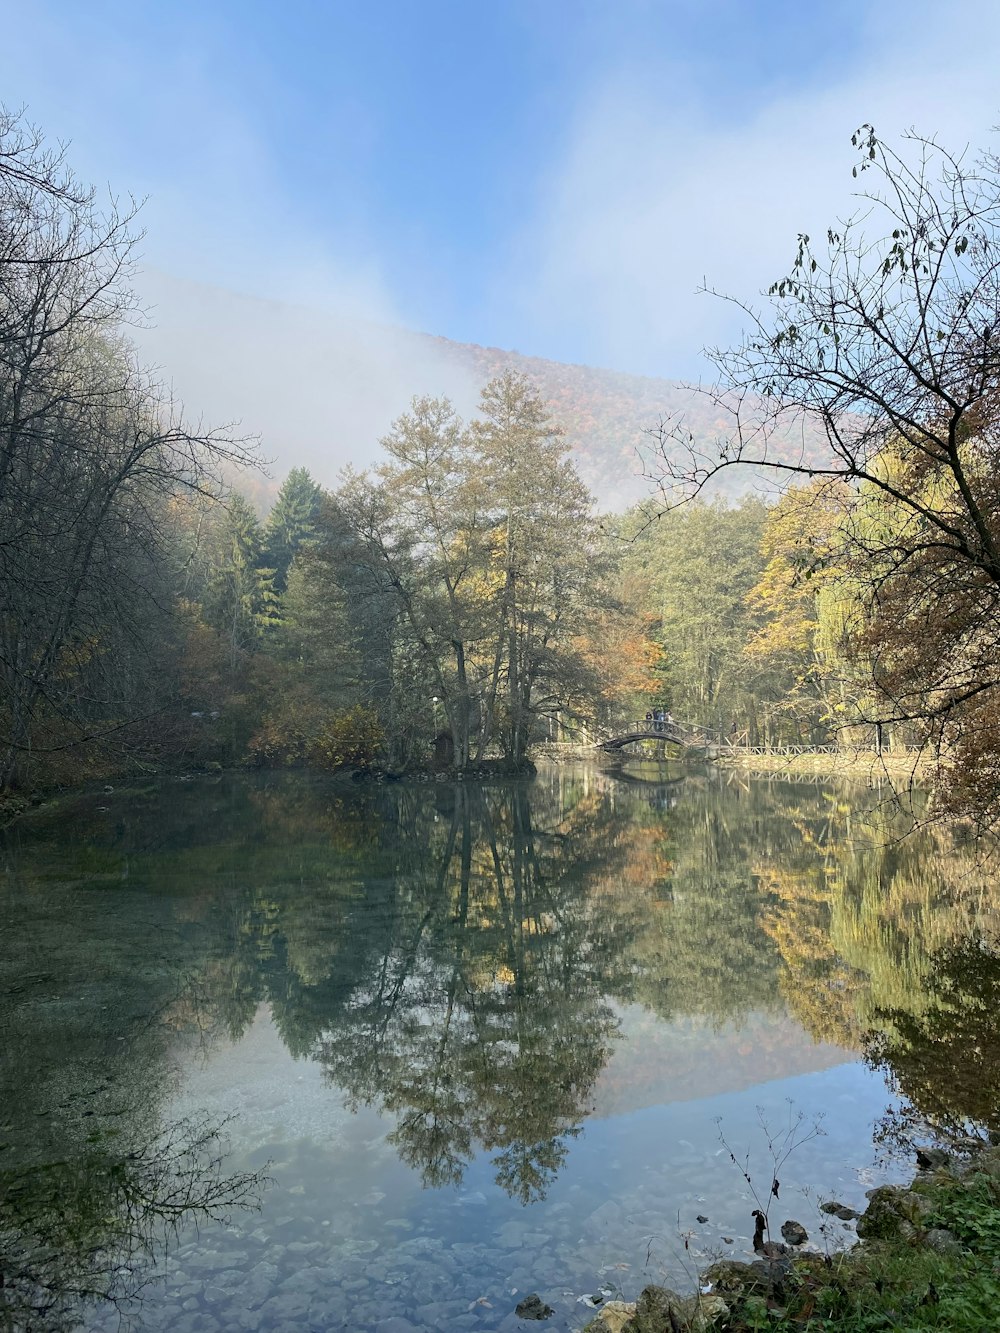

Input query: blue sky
[3,0,999,472]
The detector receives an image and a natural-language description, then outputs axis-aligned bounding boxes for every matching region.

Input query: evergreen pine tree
[265,468,323,592]
[209,494,279,665]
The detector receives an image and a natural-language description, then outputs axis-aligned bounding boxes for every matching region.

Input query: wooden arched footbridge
[599,718,721,757]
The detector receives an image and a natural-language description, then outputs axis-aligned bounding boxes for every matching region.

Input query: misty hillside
[137,275,823,514]
[425,334,825,510]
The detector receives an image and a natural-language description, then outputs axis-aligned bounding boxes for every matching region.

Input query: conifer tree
[208,494,279,666]
[264,467,323,592]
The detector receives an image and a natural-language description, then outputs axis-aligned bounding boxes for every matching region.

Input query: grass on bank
[732,1169,1000,1332]
[714,750,929,783]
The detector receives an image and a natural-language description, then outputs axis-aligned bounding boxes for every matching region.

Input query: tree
[342,373,619,768]
[470,371,604,763]
[652,125,1000,828]
[342,394,488,766]
[264,466,323,592]
[0,108,256,791]
[205,494,278,667]
[624,499,766,735]
[244,505,386,771]
[742,481,856,744]
[570,566,662,731]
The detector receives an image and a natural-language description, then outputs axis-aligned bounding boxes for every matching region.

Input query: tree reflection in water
[744,784,1000,1148]
[106,772,1000,1190]
[0,795,269,1333]
[282,782,639,1203]
[868,939,1000,1149]
[0,1115,265,1333]
[221,771,1000,1187]
[8,763,1000,1322]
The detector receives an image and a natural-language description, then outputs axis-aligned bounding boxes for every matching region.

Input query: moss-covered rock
[589,1301,636,1333]
[619,1283,727,1332]
[856,1184,931,1241]
[701,1254,794,1302]
[923,1226,964,1255]
[701,1259,764,1297]
[969,1147,1000,1182]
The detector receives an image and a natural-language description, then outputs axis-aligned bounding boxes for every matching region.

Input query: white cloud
[512,0,1000,379]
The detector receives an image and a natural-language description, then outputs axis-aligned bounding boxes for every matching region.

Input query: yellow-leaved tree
[743,481,862,746]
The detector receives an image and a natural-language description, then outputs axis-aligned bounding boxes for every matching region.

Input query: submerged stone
[259,1289,312,1322]
[820,1201,860,1221]
[375,1318,420,1333]
[515,1292,555,1319]
[591,1301,636,1333]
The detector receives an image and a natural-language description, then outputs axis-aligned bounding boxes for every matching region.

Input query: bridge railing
[722,743,841,756]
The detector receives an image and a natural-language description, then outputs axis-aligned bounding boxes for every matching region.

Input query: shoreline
[583,1143,1000,1332]
[714,748,929,782]
[0,758,542,829]
[0,746,931,831]
[534,741,930,784]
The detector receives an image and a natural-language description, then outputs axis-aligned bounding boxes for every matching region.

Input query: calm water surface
[2,764,998,1332]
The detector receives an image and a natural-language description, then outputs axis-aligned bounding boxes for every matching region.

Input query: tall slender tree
[471,371,600,762]
[206,494,278,668]
[264,466,323,592]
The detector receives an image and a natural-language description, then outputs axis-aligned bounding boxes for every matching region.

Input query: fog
[134,269,482,484]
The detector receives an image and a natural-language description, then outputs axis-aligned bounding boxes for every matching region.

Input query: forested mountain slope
[424,334,828,510]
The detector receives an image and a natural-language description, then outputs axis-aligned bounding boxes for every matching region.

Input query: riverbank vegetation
[588,1148,1000,1332]
[648,125,1000,839]
[0,108,660,798]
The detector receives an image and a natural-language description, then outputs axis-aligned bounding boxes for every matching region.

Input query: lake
[2,763,997,1332]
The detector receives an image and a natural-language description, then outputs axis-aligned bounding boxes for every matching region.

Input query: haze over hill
[136,272,817,512]
[425,335,824,509]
